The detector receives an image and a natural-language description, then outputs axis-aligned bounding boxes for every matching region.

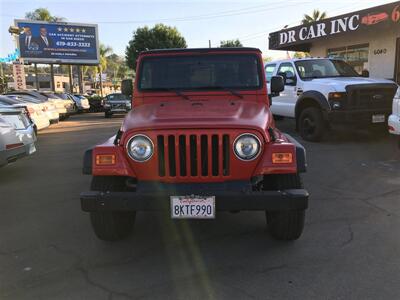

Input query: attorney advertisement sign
[269,1,400,51]
[15,20,99,65]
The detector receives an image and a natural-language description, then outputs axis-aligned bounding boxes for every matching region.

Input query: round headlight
[233,133,261,161]
[126,134,154,162]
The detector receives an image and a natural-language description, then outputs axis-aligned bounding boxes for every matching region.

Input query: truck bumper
[388,114,400,135]
[80,188,308,212]
[327,109,391,125]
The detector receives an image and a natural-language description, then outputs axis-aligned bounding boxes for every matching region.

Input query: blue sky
[0,0,396,60]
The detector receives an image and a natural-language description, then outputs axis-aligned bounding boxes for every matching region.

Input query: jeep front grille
[157,134,230,178]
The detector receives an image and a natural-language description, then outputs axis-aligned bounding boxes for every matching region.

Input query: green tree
[25,8,65,22]
[302,10,327,25]
[220,39,243,47]
[293,52,311,59]
[97,44,113,96]
[125,24,187,70]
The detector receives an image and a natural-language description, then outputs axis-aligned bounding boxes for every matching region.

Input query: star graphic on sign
[82,29,86,33]
[57,27,62,32]
[76,28,80,33]
[64,27,69,32]
[69,28,74,32]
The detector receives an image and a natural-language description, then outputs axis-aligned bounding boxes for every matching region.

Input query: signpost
[12,60,26,90]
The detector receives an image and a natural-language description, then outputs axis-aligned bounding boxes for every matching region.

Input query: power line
[93,1,313,24]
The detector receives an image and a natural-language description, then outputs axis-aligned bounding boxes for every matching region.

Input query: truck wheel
[298,107,325,142]
[89,176,135,241]
[265,174,305,240]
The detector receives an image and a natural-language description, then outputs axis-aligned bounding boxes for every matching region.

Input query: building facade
[269,1,400,85]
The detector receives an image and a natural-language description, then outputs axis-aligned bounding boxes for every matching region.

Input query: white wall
[310,27,400,80]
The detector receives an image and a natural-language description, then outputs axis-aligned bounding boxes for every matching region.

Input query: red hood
[122,99,272,137]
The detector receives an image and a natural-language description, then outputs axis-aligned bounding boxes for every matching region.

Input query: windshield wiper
[204,86,244,99]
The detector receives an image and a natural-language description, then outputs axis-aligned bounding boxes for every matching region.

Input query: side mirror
[270,76,285,94]
[362,70,370,78]
[121,79,133,97]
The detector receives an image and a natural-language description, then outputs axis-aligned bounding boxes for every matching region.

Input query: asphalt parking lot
[1,113,400,299]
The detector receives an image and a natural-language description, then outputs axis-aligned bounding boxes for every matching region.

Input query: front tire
[298,107,326,142]
[105,111,112,118]
[265,174,305,241]
[89,176,135,241]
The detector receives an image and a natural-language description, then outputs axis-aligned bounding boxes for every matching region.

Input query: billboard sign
[269,1,400,51]
[15,19,99,65]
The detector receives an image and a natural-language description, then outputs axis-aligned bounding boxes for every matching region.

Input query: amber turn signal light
[96,154,116,165]
[272,153,293,164]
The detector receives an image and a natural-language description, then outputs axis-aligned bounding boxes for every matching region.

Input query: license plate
[170,195,215,219]
[372,114,385,123]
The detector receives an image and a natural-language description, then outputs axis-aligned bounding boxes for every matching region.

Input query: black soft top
[140,47,261,55]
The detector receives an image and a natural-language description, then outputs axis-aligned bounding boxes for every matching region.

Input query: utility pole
[68,65,73,93]
[34,63,39,90]
[50,64,55,91]
[77,65,83,94]
[209,40,211,48]
[0,63,4,93]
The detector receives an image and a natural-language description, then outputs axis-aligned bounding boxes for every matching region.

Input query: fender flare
[295,90,331,120]
[83,149,93,175]
[284,134,307,173]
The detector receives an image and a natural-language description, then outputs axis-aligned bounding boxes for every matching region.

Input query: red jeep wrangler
[81,48,309,241]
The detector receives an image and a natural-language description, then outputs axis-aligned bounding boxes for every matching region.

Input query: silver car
[0,106,37,167]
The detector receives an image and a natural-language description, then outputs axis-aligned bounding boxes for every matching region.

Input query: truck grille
[346,84,397,110]
[157,134,230,178]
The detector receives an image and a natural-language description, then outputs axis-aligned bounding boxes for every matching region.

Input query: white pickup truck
[388,87,400,145]
[266,58,399,142]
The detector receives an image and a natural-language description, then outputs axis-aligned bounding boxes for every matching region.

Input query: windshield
[295,59,360,79]
[107,94,129,101]
[138,54,262,91]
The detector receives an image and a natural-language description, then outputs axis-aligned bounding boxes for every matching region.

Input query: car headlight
[233,133,261,161]
[126,134,154,162]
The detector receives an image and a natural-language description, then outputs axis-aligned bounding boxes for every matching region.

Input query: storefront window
[327,44,369,75]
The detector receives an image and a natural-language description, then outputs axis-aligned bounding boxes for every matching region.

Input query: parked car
[80,47,308,242]
[388,86,400,145]
[5,90,68,120]
[0,95,50,130]
[102,93,131,118]
[40,92,76,118]
[265,58,398,141]
[0,107,36,167]
[5,94,59,125]
[87,95,104,112]
[71,94,90,112]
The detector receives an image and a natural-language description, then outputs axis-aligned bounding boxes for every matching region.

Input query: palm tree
[97,44,113,96]
[302,10,327,25]
[25,8,65,22]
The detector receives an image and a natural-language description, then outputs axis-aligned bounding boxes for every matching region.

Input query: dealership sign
[269,1,400,50]
[15,19,99,65]
[12,61,26,90]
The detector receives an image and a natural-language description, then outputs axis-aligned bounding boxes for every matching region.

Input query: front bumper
[327,109,391,125]
[80,188,308,212]
[388,114,400,135]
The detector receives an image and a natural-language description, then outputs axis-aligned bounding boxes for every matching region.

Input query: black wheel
[264,174,305,241]
[105,112,112,118]
[89,176,135,241]
[298,107,326,142]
